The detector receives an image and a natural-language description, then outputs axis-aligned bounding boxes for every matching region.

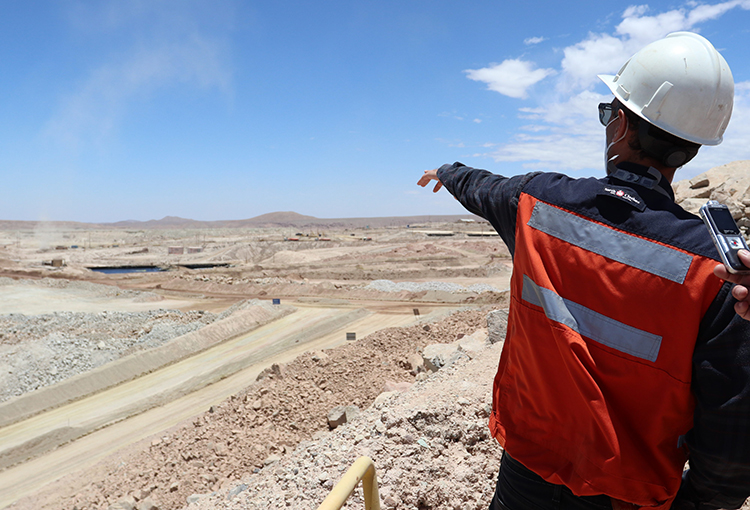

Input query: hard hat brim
[598,74,617,93]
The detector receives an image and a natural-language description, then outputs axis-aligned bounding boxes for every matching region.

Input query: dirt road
[0,303,425,508]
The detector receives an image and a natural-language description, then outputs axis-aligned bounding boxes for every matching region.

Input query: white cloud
[559,34,631,92]
[686,1,748,25]
[439,112,471,121]
[44,2,233,151]
[437,138,467,148]
[483,91,607,172]
[520,124,551,133]
[615,9,689,44]
[465,59,555,99]
[622,5,649,18]
[524,36,547,45]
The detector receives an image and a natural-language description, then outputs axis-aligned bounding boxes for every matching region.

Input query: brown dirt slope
[14,308,491,510]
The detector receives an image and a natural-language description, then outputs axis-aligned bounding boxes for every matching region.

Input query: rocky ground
[12,308,498,510]
[0,278,274,403]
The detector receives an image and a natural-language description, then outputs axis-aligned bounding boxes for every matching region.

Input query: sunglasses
[598,102,619,126]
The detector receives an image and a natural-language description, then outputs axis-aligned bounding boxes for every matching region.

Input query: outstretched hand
[714,249,750,320]
[417,169,443,193]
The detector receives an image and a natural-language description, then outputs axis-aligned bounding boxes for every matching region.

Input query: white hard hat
[599,31,734,146]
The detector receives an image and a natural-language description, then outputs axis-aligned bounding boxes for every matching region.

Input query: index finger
[417,169,440,188]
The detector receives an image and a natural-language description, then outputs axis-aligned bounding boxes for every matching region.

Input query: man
[418,32,750,510]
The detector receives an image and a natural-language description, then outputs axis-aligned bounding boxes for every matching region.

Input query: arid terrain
[0,212,515,510]
[2,162,750,510]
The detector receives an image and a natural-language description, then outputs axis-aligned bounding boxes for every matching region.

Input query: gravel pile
[177,274,305,286]
[364,280,501,294]
[185,330,504,510]
[0,299,263,403]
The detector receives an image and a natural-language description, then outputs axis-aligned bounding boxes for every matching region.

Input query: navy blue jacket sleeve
[674,282,750,510]
[436,162,540,257]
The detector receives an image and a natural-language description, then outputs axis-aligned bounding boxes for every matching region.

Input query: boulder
[404,352,425,375]
[327,405,360,429]
[689,176,710,189]
[678,198,708,216]
[263,454,281,465]
[487,309,509,345]
[227,484,249,500]
[457,329,489,353]
[110,497,136,510]
[710,185,745,219]
[675,161,750,216]
[383,381,412,393]
[132,489,151,502]
[256,363,283,381]
[137,498,159,510]
[422,343,470,372]
[373,391,398,406]
[422,344,455,372]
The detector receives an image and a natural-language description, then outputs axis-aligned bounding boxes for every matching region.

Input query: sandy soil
[0,278,207,315]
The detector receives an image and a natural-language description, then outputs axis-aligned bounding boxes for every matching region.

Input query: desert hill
[0,213,482,231]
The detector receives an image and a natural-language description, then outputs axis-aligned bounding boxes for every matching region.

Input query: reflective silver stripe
[528,201,692,284]
[522,275,662,362]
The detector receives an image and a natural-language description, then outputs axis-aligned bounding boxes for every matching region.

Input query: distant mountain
[247,211,318,223]
[0,219,100,230]
[110,216,201,228]
[0,212,485,230]
[98,212,483,229]
[105,212,320,229]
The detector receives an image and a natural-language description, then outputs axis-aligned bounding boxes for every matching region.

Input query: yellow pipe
[316,456,381,510]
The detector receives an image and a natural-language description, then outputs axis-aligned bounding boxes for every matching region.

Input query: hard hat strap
[636,121,700,168]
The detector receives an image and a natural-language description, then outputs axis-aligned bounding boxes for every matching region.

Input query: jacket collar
[607,161,674,201]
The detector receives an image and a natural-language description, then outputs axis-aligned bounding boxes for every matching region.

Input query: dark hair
[614,100,701,168]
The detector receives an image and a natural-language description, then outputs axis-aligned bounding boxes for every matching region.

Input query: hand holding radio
[700,201,750,274]
[700,201,750,320]
[714,249,750,320]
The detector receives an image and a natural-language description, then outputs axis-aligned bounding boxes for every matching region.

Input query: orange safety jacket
[489,188,722,508]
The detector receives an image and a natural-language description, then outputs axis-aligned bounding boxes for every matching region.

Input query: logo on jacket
[598,186,646,211]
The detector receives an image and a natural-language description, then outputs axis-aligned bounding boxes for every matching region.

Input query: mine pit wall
[158,277,510,306]
[0,303,294,429]
[0,306,372,473]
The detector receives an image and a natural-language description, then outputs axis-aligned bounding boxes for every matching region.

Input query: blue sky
[2,1,750,223]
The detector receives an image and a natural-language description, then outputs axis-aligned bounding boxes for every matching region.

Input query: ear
[613,109,629,140]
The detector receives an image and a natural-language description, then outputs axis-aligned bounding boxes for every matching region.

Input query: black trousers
[489,452,613,510]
